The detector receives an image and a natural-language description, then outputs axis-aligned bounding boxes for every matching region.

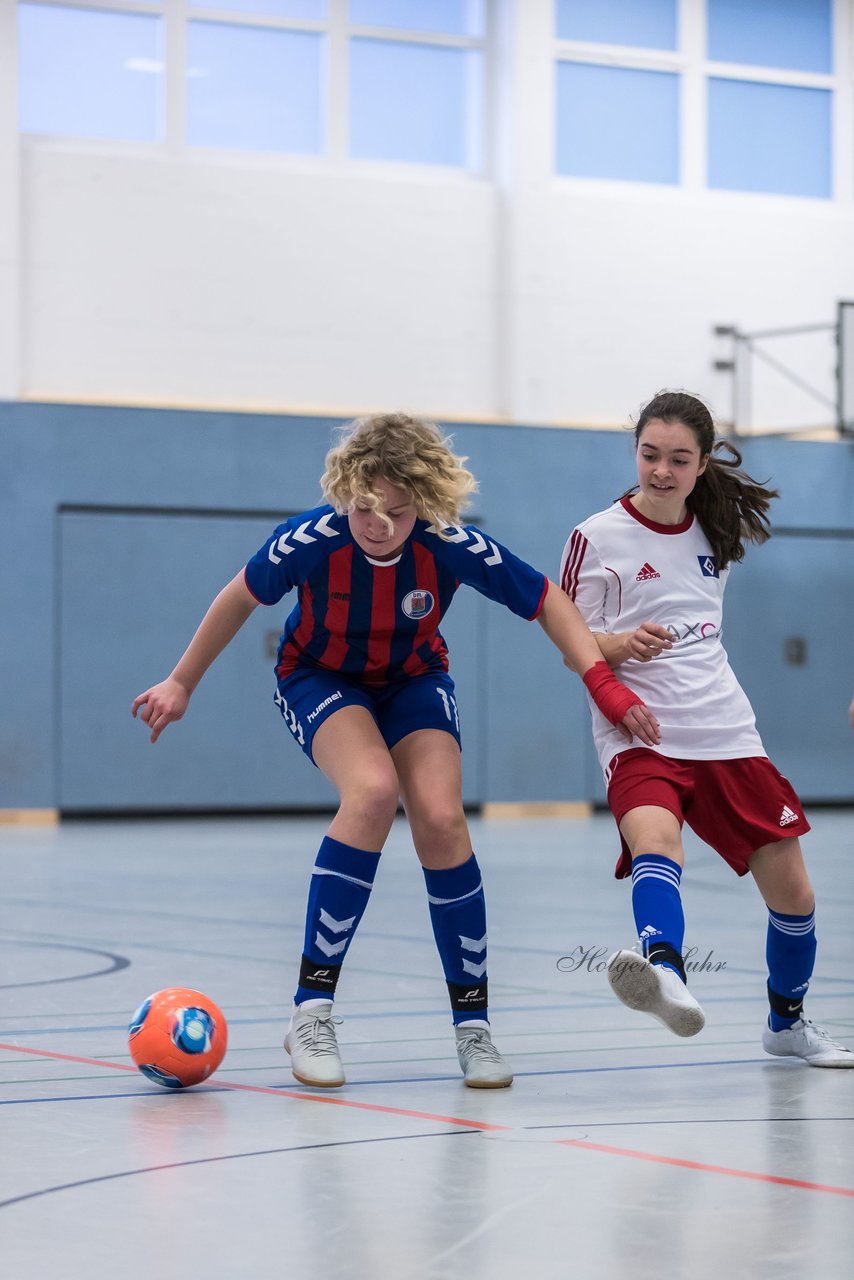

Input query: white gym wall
[3,0,854,430]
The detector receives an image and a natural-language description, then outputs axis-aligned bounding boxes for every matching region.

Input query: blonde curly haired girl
[134,411,657,1089]
[322,412,477,533]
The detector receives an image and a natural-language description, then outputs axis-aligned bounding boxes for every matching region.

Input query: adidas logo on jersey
[779,805,799,827]
[635,562,661,582]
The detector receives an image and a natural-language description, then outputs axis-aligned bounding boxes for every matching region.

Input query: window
[17,1,844,195]
[186,23,323,153]
[707,0,832,75]
[18,0,485,169]
[349,38,482,167]
[554,0,840,199]
[554,0,680,187]
[18,3,164,142]
[347,3,484,167]
[706,1,834,197]
[555,0,677,51]
[708,78,831,198]
[556,62,679,184]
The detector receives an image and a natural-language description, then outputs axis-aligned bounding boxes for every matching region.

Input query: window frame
[16,0,490,178]
[553,0,850,204]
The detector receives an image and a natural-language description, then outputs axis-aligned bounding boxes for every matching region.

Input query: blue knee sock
[294,835,381,1006]
[423,854,489,1026]
[766,909,816,1031]
[631,854,686,979]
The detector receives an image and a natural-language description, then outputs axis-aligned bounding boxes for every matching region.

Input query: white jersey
[561,497,765,775]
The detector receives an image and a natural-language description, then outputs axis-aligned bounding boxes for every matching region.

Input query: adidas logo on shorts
[779,805,799,827]
[635,562,661,582]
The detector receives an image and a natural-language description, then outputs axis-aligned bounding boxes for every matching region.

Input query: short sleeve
[560,527,608,630]
[430,525,547,620]
[243,506,345,605]
[244,520,303,605]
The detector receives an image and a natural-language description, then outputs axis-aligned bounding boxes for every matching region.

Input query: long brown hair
[628,391,778,568]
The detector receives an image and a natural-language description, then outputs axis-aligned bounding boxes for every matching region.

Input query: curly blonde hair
[321,413,478,533]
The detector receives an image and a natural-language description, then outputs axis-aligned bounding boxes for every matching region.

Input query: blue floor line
[3,987,852,1040]
[0,1056,779,1103]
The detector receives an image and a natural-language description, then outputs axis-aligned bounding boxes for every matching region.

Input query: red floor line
[0,1042,504,1131]
[3,1041,853,1195]
[0,1043,139,1072]
[219,1078,506,1129]
[558,1139,854,1198]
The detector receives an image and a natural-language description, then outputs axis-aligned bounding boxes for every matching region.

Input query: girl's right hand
[617,702,661,747]
[623,622,673,662]
[131,678,190,744]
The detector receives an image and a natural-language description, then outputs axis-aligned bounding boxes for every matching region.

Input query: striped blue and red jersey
[244,504,547,687]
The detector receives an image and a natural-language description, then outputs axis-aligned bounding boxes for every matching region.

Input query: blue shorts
[274,667,462,763]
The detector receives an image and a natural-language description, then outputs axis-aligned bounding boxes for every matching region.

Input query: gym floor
[1,810,852,1279]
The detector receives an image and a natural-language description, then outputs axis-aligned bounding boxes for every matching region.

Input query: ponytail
[688,440,778,568]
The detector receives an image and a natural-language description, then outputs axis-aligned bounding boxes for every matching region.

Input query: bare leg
[392,729,471,869]
[618,804,685,866]
[748,837,815,914]
[312,705,401,850]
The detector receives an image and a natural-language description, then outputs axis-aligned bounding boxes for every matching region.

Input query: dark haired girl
[560,391,852,1066]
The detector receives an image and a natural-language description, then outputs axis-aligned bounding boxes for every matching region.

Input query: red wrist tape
[582,660,643,727]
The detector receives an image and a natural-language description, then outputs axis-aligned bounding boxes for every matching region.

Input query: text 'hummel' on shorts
[274,667,463,763]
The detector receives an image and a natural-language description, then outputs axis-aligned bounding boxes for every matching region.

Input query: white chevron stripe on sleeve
[292,521,317,545]
[462,957,488,979]
[441,525,502,566]
[459,933,487,953]
[314,512,340,538]
[268,531,294,563]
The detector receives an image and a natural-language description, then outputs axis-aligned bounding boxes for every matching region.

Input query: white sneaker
[607,949,705,1038]
[455,1026,513,1088]
[284,1002,345,1087]
[762,1017,854,1068]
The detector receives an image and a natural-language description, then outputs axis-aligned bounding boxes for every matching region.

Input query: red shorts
[606,749,810,879]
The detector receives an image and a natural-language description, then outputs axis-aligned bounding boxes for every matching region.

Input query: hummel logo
[442,526,502,565]
[268,512,340,563]
[779,805,799,826]
[636,562,661,582]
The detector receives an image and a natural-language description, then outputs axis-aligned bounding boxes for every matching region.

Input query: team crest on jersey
[402,589,435,619]
[698,555,719,578]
